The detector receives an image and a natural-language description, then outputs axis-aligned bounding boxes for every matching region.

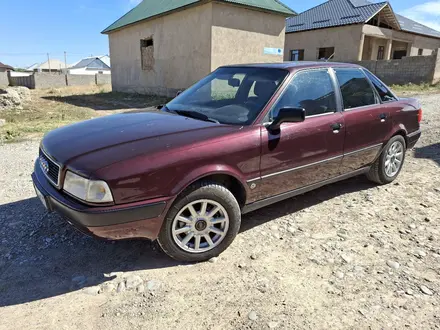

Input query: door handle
[379,113,388,122]
[331,123,343,133]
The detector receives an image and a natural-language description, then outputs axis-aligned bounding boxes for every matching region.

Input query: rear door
[334,68,392,173]
[255,68,345,200]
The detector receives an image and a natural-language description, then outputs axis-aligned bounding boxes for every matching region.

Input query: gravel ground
[0,93,439,330]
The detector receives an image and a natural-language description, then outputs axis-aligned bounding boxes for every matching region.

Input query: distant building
[68,55,111,75]
[284,0,440,62]
[0,62,14,72]
[27,59,67,73]
[102,0,296,96]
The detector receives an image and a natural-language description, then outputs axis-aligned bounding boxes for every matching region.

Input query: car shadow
[0,175,375,307]
[42,92,171,111]
[0,197,181,307]
[240,175,376,232]
[414,142,440,166]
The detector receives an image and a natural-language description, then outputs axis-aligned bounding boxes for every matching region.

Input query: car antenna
[326,53,335,62]
[325,53,335,62]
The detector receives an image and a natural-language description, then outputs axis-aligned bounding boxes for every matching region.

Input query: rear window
[364,70,397,102]
[334,68,377,109]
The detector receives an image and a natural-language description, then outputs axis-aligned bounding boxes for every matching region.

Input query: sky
[1,0,439,68]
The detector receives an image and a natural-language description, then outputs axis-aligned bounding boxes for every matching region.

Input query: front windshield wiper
[171,109,220,124]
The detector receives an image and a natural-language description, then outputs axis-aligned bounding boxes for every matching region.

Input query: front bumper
[32,161,169,240]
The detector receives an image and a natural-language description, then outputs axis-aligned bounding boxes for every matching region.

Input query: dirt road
[0,94,439,330]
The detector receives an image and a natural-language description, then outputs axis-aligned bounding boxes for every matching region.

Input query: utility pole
[64,51,67,73]
[47,53,51,73]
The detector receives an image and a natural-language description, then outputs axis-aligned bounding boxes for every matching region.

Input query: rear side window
[270,69,336,119]
[334,68,377,109]
[364,70,397,102]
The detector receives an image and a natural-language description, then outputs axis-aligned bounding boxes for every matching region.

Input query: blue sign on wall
[264,47,283,55]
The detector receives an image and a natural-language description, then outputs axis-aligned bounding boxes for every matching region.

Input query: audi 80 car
[32,62,422,262]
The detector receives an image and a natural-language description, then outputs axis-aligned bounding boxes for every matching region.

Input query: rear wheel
[158,182,241,262]
[367,135,406,184]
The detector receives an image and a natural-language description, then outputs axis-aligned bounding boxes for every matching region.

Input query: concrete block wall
[9,74,35,89]
[96,74,112,85]
[433,51,440,84]
[355,50,439,85]
[0,72,8,87]
[66,74,96,86]
[8,73,113,89]
[34,73,67,89]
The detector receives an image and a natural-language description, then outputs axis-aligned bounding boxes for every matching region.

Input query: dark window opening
[141,39,153,47]
[290,49,305,61]
[418,48,423,56]
[377,46,385,60]
[141,37,154,71]
[393,50,407,60]
[318,47,334,60]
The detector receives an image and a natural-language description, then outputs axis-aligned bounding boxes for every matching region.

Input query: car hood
[41,110,240,175]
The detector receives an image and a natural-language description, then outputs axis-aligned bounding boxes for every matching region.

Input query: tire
[367,135,406,185]
[157,181,241,262]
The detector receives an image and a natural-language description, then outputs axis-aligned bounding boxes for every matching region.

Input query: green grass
[0,105,97,143]
[390,82,440,95]
[0,85,169,143]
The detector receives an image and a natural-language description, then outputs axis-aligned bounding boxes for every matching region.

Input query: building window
[418,48,423,56]
[141,37,154,71]
[377,46,385,60]
[393,50,407,60]
[290,49,304,61]
[317,47,335,60]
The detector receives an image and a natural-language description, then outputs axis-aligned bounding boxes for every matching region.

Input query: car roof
[221,61,362,71]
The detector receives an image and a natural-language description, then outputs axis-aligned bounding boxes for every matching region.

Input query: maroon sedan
[32,62,422,262]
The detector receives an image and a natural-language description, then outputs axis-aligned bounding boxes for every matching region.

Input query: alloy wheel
[171,199,230,254]
[385,141,404,177]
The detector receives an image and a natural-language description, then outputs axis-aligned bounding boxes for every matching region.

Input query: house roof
[70,56,111,70]
[0,62,14,71]
[396,14,440,39]
[102,0,296,34]
[26,59,68,71]
[286,0,440,39]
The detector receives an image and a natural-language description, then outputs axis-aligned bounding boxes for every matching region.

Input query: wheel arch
[386,123,409,148]
[390,129,409,148]
[171,166,249,208]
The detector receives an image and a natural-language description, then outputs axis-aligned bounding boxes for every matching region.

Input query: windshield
[165,67,288,125]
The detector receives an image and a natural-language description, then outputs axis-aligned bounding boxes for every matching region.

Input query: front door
[333,68,392,173]
[255,68,345,200]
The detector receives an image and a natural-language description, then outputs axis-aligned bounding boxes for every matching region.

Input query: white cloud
[400,1,440,31]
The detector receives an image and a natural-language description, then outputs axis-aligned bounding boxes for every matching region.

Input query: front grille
[39,149,61,187]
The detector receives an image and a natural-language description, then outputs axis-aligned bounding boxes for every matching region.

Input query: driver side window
[270,69,337,120]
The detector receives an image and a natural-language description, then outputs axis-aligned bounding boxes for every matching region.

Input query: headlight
[63,171,113,203]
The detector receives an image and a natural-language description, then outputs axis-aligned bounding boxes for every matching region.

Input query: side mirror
[228,78,240,87]
[176,90,183,97]
[268,107,305,131]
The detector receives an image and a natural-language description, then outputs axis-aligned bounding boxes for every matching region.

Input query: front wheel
[158,182,241,262]
[367,135,406,184]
